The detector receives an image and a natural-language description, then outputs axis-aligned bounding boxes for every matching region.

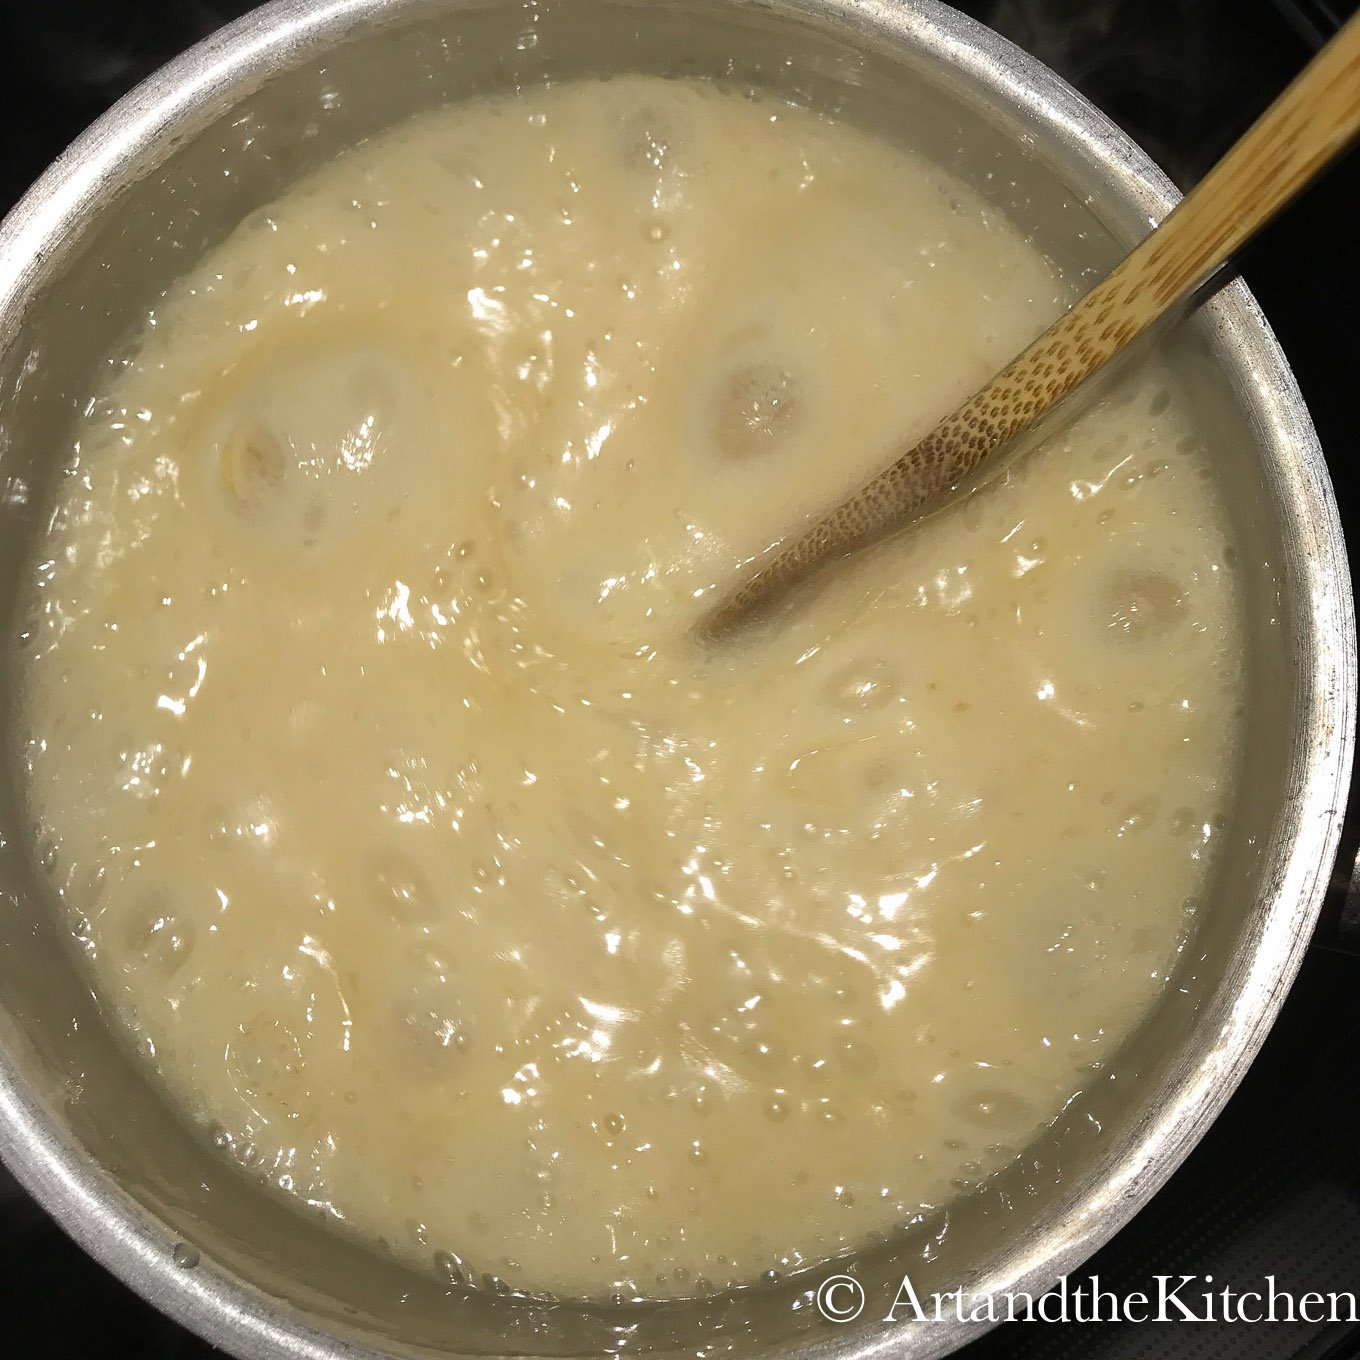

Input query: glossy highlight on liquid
[18,76,1242,1301]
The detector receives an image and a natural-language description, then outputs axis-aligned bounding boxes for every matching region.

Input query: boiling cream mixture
[19,78,1241,1300]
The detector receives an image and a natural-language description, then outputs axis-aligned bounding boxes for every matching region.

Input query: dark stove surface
[2,2,1359,1357]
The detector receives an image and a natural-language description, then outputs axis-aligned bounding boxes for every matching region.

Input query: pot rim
[0,2,1353,1358]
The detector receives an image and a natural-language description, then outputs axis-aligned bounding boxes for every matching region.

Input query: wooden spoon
[698,9,1360,643]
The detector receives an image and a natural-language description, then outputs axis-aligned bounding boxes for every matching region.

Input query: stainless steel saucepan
[0,2,1353,1357]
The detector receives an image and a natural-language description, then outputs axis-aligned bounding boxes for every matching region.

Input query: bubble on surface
[710,361,799,460]
[953,1089,1036,1133]
[367,850,435,923]
[821,657,896,713]
[784,732,907,818]
[623,108,683,175]
[204,340,452,545]
[1102,569,1185,643]
[395,950,477,1063]
[120,901,196,978]
[1117,795,1161,836]
[435,1249,474,1287]
[226,1016,311,1121]
[1168,806,1197,837]
[834,1038,879,1075]
[218,422,286,507]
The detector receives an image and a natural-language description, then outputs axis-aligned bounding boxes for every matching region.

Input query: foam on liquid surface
[18,78,1242,1300]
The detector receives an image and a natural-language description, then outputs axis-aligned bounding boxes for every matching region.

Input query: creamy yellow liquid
[19,77,1241,1300]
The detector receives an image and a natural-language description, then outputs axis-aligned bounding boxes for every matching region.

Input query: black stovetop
[2,2,1359,1357]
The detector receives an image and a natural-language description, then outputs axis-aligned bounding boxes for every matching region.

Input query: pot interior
[0,2,1341,1357]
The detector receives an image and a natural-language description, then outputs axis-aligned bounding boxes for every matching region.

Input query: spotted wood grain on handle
[699,10,1360,642]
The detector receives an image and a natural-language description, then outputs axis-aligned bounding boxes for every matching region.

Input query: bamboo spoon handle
[699,10,1360,642]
